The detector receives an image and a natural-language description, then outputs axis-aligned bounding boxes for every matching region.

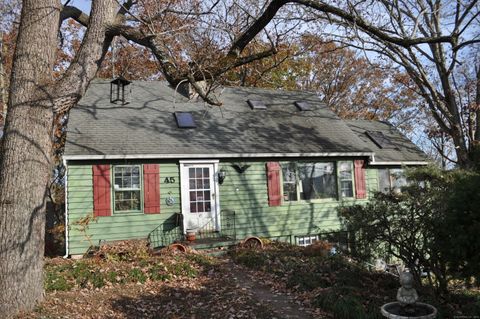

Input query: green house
[63,79,429,257]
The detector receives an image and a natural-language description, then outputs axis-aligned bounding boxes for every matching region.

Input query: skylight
[294,101,311,111]
[366,131,395,149]
[174,112,196,128]
[247,99,267,110]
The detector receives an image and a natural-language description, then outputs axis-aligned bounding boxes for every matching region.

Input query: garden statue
[397,271,419,310]
[381,269,437,318]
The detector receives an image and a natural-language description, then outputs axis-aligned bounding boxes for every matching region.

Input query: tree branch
[292,0,454,47]
[60,5,89,27]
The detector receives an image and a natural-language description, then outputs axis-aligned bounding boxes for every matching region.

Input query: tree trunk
[0,0,117,315]
[0,0,60,316]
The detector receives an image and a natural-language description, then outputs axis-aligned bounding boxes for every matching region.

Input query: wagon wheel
[242,236,263,249]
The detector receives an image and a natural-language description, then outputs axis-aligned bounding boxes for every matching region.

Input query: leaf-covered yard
[17,241,480,318]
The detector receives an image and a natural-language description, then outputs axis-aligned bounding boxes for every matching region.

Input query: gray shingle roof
[64,80,373,158]
[345,120,429,163]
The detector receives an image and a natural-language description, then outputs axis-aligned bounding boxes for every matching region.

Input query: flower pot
[186,229,196,242]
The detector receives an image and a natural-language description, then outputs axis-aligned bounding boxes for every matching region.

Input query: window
[282,163,298,201]
[338,161,354,198]
[188,167,211,213]
[378,168,407,193]
[113,165,142,212]
[296,235,319,247]
[298,162,337,199]
[281,161,354,201]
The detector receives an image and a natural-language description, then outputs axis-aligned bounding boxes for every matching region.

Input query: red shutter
[143,164,160,214]
[354,159,367,199]
[266,162,282,206]
[93,165,112,217]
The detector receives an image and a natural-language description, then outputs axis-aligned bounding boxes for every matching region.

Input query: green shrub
[72,262,92,287]
[339,166,480,295]
[314,287,382,319]
[128,268,147,283]
[148,265,172,281]
[44,270,73,292]
[90,272,106,288]
[167,261,198,278]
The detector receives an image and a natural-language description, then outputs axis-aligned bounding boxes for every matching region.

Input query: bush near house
[339,165,480,296]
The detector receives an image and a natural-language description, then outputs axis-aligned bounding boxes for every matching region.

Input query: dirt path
[221,260,313,319]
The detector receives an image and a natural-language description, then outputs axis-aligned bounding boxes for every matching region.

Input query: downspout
[63,158,69,258]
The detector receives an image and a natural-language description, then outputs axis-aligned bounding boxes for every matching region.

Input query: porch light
[218,169,227,185]
[110,77,131,105]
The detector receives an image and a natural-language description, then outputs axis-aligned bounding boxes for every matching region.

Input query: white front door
[180,162,219,232]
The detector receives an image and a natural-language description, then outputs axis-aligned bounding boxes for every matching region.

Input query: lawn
[17,240,480,318]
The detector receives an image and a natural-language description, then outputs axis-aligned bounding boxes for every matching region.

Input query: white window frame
[280,161,355,203]
[112,164,143,214]
[296,235,319,247]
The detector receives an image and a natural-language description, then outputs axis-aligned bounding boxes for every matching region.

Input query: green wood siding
[67,159,377,254]
[367,168,379,195]
[218,160,368,242]
[67,162,181,255]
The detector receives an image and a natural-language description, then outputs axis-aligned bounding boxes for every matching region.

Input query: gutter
[368,161,429,166]
[63,152,375,161]
[63,157,69,258]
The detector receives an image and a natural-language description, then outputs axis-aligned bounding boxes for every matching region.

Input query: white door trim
[179,161,221,233]
[180,159,220,164]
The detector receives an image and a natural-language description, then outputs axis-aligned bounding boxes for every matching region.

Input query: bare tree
[290,0,480,168]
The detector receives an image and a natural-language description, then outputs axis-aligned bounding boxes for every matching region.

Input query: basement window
[296,235,319,247]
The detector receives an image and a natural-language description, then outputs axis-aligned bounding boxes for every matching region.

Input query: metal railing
[147,213,184,249]
[147,210,236,249]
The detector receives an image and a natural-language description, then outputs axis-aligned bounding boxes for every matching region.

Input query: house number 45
[164,177,175,183]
